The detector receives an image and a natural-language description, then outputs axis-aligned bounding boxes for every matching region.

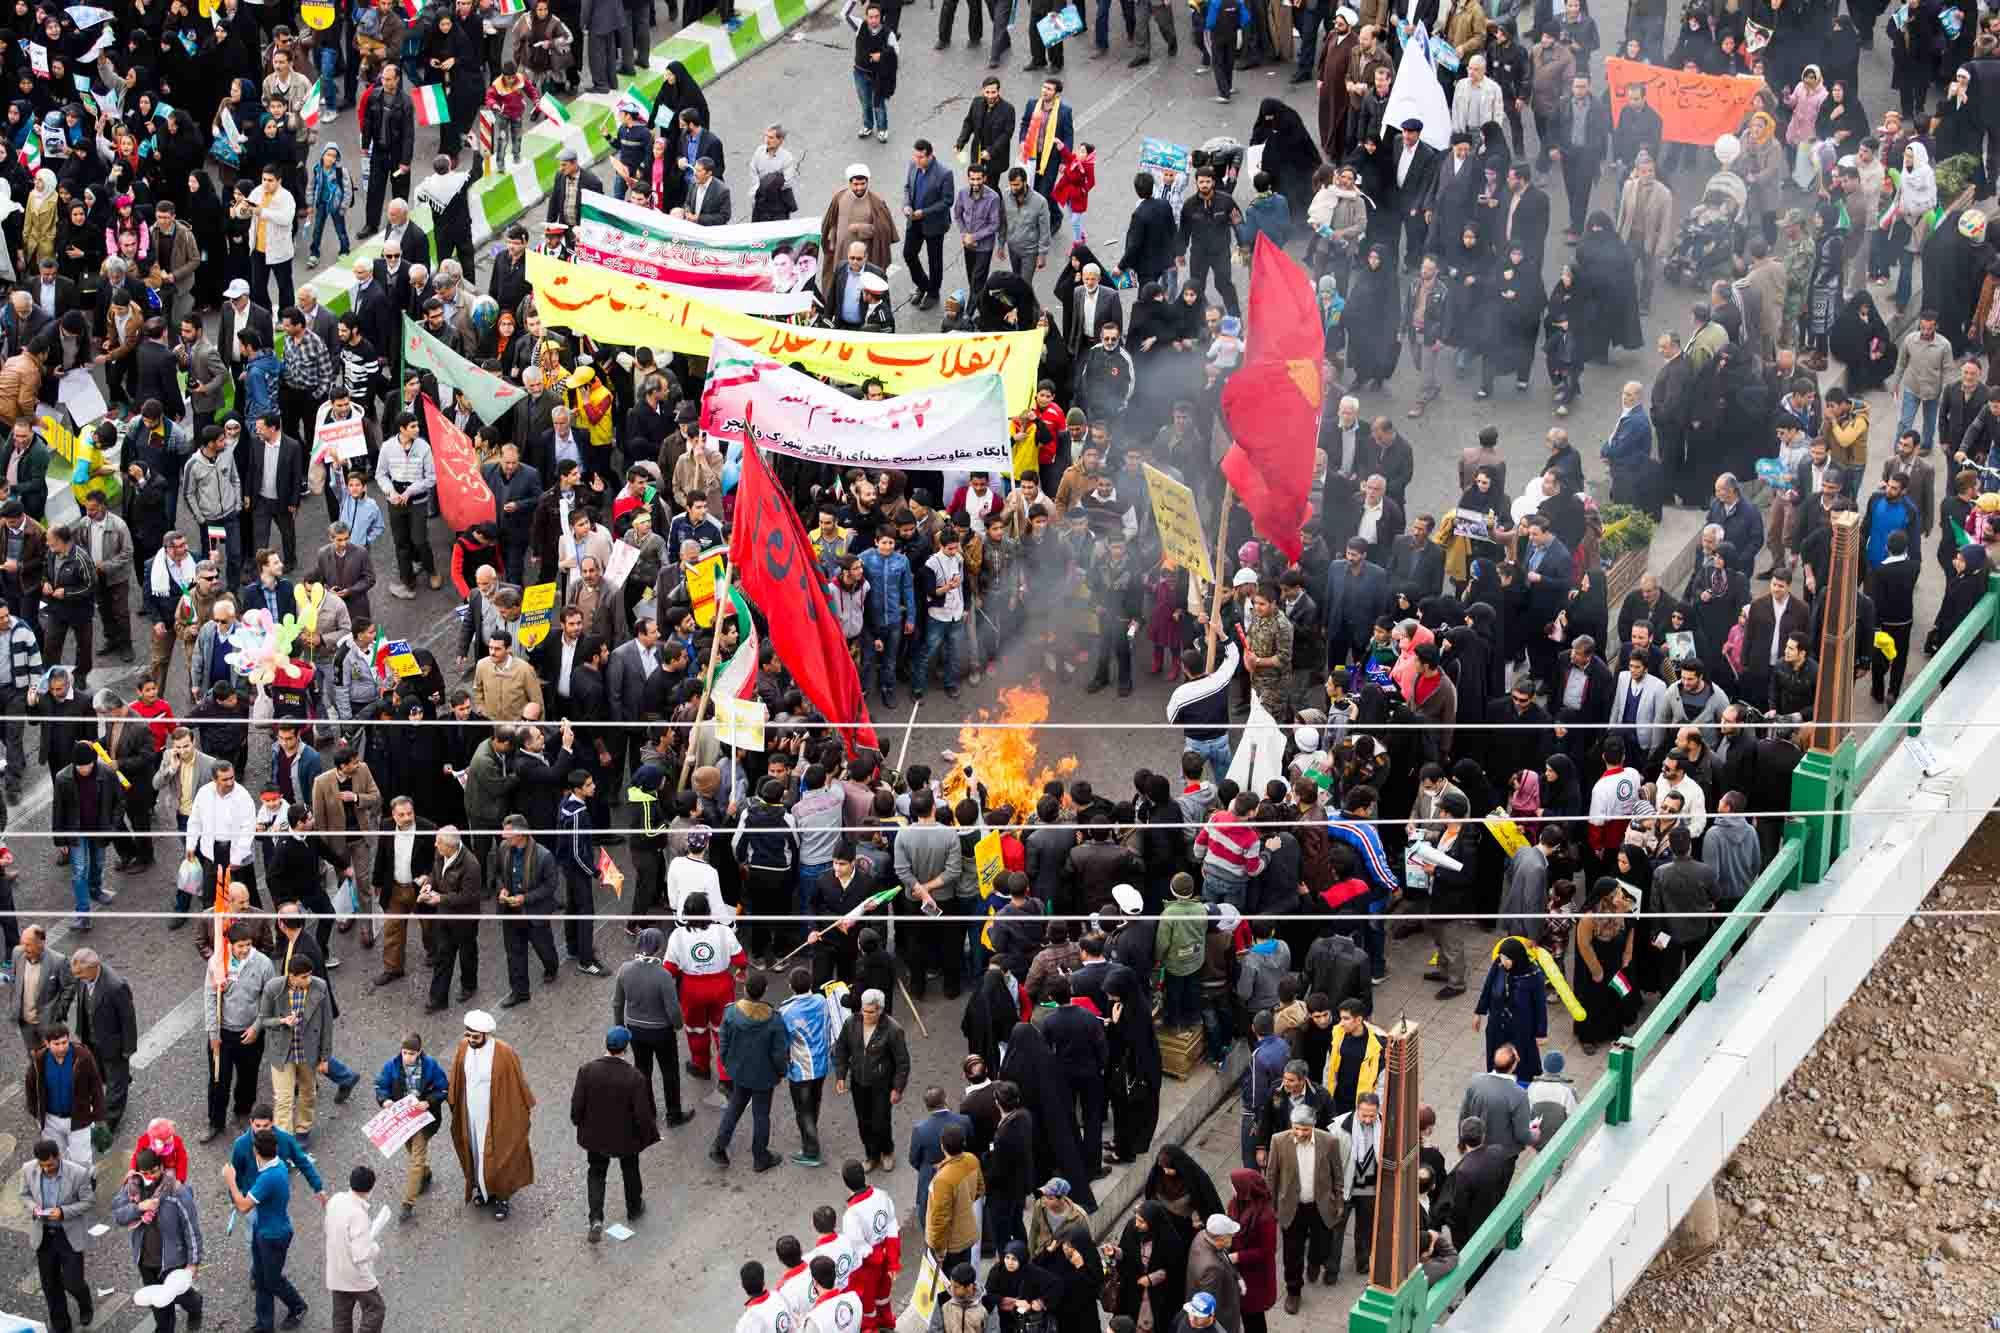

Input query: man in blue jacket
[1322,539,1391,671]
[1600,380,1655,512]
[372,1033,449,1221]
[711,973,789,1173]
[859,527,914,710]
[229,1103,326,1203]
[903,141,956,311]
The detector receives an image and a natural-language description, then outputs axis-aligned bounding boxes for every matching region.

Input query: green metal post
[1987,572,2000,642]
[1607,1043,1634,1126]
[1790,737,1854,885]
[1349,1273,1430,1333]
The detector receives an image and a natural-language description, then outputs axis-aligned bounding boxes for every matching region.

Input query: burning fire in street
[941,685,1078,823]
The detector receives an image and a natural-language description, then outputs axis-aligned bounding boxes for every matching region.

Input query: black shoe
[458,986,476,1002]
[589,1219,604,1242]
[1435,984,1467,1000]
[501,992,529,1008]
[709,1146,731,1167]
[542,970,559,984]
[1117,685,1133,697]
[425,1000,449,1013]
[200,1125,223,1143]
[1423,970,1446,982]
[686,1060,712,1080]
[752,1152,783,1173]
[1086,678,1108,693]
[281,1306,308,1330]
[167,915,188,931]
[1128,54,1149,65]
[1288,69,1309,83]
[667,1110,697,1127]
[334,1077,358,1104]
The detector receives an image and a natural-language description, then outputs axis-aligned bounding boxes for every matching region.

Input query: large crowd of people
[3,0,1998,1328]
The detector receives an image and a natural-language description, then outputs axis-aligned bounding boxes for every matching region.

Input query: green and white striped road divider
[303,0,827,318]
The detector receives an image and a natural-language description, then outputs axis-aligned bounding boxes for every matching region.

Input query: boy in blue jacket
[373,1032,450,1220]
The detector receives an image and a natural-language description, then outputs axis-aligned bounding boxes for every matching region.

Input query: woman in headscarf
[19,166,55,269]
[647,60,709,139]
[1543,261,1583,415]
[1249,98,1322,225]
[1815,78,1868,150]
[1563,567,1609,651]
[1035,1221,1104,1333]
[1104,1201,1189,1330]
[1739,111,1784,244]
[1571,876,1639,1053]
[1346,131,1395,249]
[1035,307,1073,409]
[1879,141,1937,311]
[1506,767,1542,838]
[1484,240,1544,398]
[1441,220,1495,378]
[1342,243,1401,389]
[510,0,576,93]
[1126,281,1186,442]
[1804,206,1847,369]
[986,1241,1059,1333]
[962,959,1019,1071]
[1572,211,1642,364]
[1226,1170,1278,1333]
[1139,1145,1225,1245]
[1000,1022,1099,1212]
[182,168,227,310]
[1540,752,1585,830]
[1926,543,1988,686]
[426,7,487,160]
[1829,291,1897,391]
[1475,936,1549,1080]
[1782,65,1827,170]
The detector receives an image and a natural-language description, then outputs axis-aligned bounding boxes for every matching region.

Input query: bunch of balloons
[223,609,306,687]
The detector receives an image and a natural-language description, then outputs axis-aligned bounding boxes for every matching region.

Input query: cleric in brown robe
[1316,8,1361,159]
[449,1009,538,1219]
[818,166,901,296]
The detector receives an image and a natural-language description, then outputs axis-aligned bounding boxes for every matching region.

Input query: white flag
[1382,21,1453,152]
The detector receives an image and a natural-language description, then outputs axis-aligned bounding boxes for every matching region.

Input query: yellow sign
[714,695,766,751]
[686,550,726,628]
[974,830,1005,898]
[299,1,336,27]
[527,251,1045,413]
[1142,464,1212,581]
[517,581,558,651]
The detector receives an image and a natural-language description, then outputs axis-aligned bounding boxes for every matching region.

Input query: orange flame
[940,685,1079,823]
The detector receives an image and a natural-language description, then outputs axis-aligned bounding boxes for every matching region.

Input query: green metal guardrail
[1347,576,2000,1333]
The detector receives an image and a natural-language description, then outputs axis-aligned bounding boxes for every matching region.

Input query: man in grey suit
[11,925,74,1051]
[683,159,731,226]
[20,1137,96,1332]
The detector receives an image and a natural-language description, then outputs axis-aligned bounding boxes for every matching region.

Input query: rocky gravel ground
[1603,821,2000,1333]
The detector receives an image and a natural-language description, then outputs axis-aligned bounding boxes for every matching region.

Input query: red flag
[1218,235,1325,563]
[418,393,497,533]
[728,439,881,757]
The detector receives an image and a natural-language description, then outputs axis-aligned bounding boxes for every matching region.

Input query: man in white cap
[857,272,895,333]
[825,240,892,333]
[448,1010,537,1221]
[819,166,899,297]
[1186,1213,1243,1333]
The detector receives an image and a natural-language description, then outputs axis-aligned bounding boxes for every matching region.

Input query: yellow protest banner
[526,251,1045,413]
[517,581,559,650]
[1142,464,1212,581]
[686,550,727,628]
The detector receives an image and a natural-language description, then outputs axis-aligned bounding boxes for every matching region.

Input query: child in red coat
[1050,142,1097,244]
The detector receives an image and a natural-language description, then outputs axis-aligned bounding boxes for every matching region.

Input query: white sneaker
[389,582,417,600]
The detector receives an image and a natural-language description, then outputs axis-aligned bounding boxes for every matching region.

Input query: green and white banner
[575,190,821,314]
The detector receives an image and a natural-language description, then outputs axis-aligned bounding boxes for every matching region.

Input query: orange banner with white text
[1605,57,1767,145]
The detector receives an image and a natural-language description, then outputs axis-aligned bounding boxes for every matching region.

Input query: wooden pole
[677,570,732,793]
[899,976,931,1037]
[211,864,231,1081]
[1203,485,1234,673]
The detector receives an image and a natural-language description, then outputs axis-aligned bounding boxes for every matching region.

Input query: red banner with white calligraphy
[729,439,880,758]
[419,393,496,533]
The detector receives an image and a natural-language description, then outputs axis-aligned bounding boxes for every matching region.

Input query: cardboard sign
[686,550,726,628]
[1141,464,1212,581]
[383,639,420,678]
[316,413,368,465]
[974,829,1004,898]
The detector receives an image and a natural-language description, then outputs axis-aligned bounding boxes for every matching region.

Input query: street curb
[302,0,827,318]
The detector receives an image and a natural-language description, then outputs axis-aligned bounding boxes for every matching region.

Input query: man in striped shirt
[0,596,41,798]
[334,313,383,416]
[1192,792,1266,912]
[376,413,439,598]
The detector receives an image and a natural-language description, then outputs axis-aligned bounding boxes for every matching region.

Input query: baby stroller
[1662,135,1749,288]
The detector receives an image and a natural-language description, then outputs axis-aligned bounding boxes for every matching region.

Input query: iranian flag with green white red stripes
[708,580,759,704]
[412,83,450,127]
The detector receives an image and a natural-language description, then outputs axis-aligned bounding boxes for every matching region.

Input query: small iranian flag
[708,582,760,703]
[300,79,322,129]
[399,0,420,17]
[411,83,449,127]
[497,0,527,12]
[18,136,38,170]
[536,91,570,126]
[1609,970,1634,999]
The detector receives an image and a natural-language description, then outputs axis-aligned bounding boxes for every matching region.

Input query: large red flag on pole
[1218,235,1325,563]
[419,392,498,533]
[728,436,882,757]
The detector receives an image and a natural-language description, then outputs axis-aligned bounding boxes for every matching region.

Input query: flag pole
[1203,484,1234,673]
[677,569,732,793]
